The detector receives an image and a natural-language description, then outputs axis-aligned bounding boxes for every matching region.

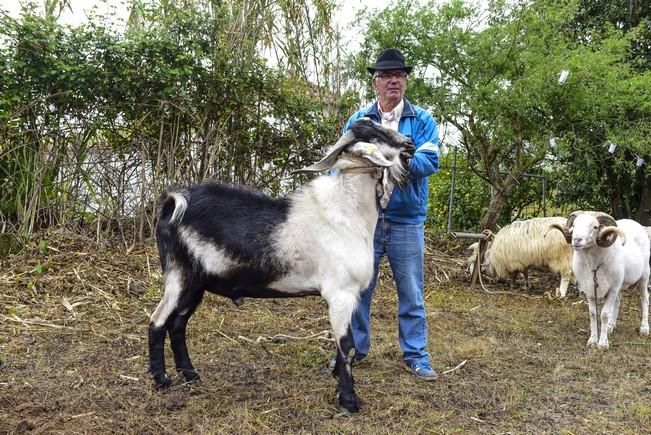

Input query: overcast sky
[2,0,396,49]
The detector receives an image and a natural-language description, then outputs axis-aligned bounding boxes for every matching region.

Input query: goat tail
[158,190,189,225]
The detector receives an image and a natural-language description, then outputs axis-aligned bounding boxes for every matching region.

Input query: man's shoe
[405,360,438,380]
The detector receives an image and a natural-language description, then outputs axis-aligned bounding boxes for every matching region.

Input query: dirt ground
[1,231,650,434]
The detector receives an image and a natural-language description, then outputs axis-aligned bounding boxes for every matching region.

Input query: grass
[1,231,650,433]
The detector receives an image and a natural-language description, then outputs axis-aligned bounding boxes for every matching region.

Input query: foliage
[0,0,349,239]
[358,0,651,229]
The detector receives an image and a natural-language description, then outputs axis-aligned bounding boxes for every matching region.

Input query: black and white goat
[148,118,414,413]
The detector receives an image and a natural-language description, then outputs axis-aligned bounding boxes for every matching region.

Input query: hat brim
[367,65,413,75]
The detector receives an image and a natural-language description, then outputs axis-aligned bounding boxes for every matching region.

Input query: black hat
[367,48,412,75]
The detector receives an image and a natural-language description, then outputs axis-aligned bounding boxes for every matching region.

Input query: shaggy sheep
[467,217,575,297]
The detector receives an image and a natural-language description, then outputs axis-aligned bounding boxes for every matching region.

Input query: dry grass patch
[1,232,650,433]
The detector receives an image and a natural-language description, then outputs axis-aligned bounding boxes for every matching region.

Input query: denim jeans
[351,219,430,364]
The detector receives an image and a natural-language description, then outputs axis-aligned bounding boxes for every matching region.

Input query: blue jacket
[344,98,439,224]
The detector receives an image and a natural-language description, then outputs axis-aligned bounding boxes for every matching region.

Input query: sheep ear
[546,223,572,244]
[597,227,626,247]
[292,130,357,174]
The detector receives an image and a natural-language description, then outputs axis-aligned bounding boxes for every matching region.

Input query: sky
[2,0,396,50]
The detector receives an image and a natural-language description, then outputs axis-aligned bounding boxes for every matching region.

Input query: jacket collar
[364,98,416,121]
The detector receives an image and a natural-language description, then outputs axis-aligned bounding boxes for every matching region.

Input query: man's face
[373,69,407,108]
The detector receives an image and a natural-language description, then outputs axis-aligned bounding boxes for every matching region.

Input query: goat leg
[169,290,204,383]
[149,324,172,388]
[169,313,200,383]
[334,325,360,414]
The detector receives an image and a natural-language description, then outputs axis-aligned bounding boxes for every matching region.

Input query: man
[332,48,440,379]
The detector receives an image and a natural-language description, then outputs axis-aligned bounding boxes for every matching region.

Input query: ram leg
[586,294,599,347]
[639,273,649,336]
[607,292,621,334]
[598,290,619,349]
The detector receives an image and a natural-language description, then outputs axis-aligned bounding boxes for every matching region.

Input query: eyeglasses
[375,71,407,80]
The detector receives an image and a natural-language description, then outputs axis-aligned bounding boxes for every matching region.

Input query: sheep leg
[522,270,530,292]
[509,272,518,290]
[586,294,599,347]
[607,292,621,334]
[326,291,360,414]
[557,274,570,298]
[598,290,619,349]
[169,291,204,383]
[639,276,649,336]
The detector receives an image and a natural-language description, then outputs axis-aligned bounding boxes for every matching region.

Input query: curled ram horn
[546,223,572,244]
[597,226,627,247]
[565,211,582,231]
[593,213,617,228]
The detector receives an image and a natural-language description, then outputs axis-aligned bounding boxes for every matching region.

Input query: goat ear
[292,130,357,174]
[349,142,393,167]
[546,223,572,244]
[596,227,626,247]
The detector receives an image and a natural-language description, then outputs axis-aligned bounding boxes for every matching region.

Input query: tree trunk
[636,172,651,225]
[480,186,510,231]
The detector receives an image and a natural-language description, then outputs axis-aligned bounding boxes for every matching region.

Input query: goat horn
[596,226,626,247]
[546,223,572,244]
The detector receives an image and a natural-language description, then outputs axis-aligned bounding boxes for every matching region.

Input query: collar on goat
[329,167,383,177]
[304,165,388,209]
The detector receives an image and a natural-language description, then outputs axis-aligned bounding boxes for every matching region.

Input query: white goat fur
[468,217,575,297]
[567,214,650,349]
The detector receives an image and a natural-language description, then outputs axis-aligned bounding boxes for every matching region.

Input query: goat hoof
[586,337,598,347]
[152,373,172,389]
[338,392,360,414]
[597,340,609,350]
[640,326,649,336]
[178,369,200,383]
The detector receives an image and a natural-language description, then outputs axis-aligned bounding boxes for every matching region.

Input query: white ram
[548,211,650,348]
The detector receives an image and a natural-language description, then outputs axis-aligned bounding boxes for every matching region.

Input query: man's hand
[400,141,416,169]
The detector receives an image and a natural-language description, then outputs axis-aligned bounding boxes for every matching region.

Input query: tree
[0,1,351,239]
[358,0,651,230]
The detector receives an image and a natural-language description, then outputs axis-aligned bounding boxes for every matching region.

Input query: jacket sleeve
[408,112,439,179]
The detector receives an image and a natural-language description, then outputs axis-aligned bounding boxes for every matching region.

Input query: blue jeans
[351,219,430,364]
